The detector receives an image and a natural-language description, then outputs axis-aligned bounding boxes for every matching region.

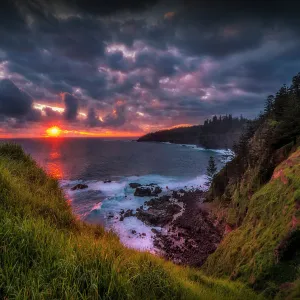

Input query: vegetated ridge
[204,73,300,299]
[138,115,248,149]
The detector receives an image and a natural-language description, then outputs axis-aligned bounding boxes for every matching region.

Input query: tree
[264,95,274,115]
[206,156,217,186]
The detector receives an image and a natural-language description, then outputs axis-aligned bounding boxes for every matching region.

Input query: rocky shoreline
[71,180,223,266]
[120,186,223,267]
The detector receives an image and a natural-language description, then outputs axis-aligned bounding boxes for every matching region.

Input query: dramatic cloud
[86,107,101,127]
[101,100,126,127]
[62,93,79,121]
[1,0,300,136]
[0,79,33,118]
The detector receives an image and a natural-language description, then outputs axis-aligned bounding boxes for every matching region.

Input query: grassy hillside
[203,73,300,299]
[0,143,259,300]
[204,148,300,298]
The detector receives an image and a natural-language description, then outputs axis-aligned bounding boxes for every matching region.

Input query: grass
[203,148,300,298]
[0,143,260,300]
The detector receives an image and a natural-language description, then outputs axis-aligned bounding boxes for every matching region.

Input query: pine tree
[206,156,217,186]
[264,95,274,115]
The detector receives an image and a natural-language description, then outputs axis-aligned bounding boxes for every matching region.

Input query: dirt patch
[272,169,288,184]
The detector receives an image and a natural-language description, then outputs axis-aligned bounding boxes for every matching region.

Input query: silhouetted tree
[264,95,274,115]
[206,156,217,186]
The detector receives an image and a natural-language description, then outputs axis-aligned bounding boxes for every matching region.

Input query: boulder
[134,185,162,197]
[134,187,152,197]
[124,209,134,218]
[129,183,142,188]
[136,204,181,227]
[107,212,114,219]
[71,184,88,191]
[103,179,111,183]
[153,186,162,195]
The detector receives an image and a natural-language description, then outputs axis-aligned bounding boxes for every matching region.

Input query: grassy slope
[0,144,259,300]
[204,148,300,298]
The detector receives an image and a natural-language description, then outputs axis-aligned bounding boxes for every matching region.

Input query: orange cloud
[164,11,176,19]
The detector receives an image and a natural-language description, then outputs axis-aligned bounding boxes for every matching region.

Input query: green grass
[204,149,300,298]
[0,143,260,300]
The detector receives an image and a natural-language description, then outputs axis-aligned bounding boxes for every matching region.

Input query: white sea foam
[111,217,160,252]
[159,142,235,156]
[60,172,211,252]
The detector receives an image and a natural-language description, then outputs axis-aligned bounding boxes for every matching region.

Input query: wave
[60,172,210,252]
[159,142,234,156]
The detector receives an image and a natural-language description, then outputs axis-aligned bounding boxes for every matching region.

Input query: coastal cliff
[203,73,300,298]
[137,115,247,149]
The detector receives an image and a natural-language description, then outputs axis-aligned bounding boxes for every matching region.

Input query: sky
[1,0,300,138]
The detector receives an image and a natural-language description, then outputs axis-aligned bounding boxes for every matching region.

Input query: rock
[107,212,114,219]
[153,186,162,195]
[131,230,137,234]
[120,209,124,214]
[134,185,162,197]
[145,196,170,208]
[71,184,88,191]
[120,215,124,221]
[136,204,181,226]
[151,228,159,234]
[172,191,179,198]
[129,183,142,188]
[124,209,134,218]
[134,187,152,197]
[142,233,146,236]
[104,179,111,183]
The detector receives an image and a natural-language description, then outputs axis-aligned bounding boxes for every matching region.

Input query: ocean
[3,138,226,252]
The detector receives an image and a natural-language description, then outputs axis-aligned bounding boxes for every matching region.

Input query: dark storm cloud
[43,107,62,121]
[1,0,300,132]
[38,0,160,16]
[62,93,78,121]
[101,101,126,127]
[0,79,33,118]
[86,107,102,127]
[106,51,130,71]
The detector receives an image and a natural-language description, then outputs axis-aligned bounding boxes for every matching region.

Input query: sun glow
[46,126,62,137]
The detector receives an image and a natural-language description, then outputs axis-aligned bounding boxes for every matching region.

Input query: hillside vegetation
[138,115,247,149]
[0,143,258,299]
[204,73,300,298]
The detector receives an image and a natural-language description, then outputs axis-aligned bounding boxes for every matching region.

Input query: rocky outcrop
[129,183,142,188]
[71,183,88,191]
[134,185,163,197]
[134,187,152,196]
[137,190,222,267]
[136,203,181,226]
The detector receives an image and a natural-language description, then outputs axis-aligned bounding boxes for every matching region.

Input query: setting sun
[46,126,62,137]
